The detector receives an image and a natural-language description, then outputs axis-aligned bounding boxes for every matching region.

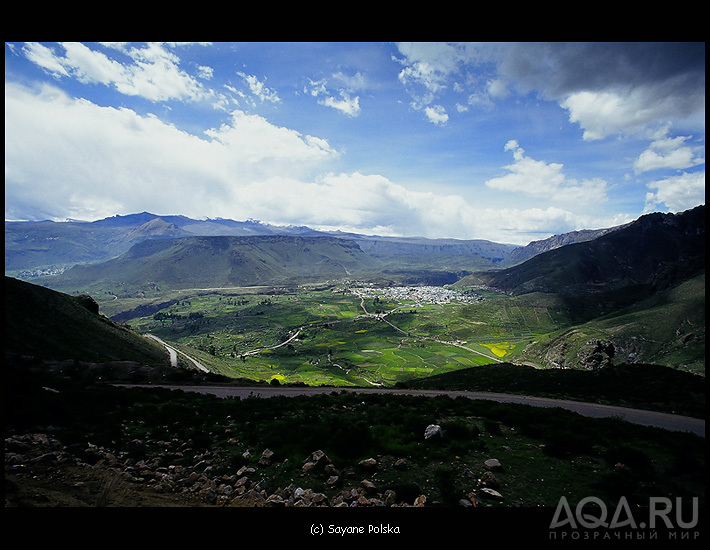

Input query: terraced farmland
[123,285,565,386]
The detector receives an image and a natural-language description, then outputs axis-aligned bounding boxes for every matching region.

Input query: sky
[4,42,705,245]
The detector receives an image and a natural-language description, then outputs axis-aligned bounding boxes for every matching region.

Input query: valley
[118,284,510,387]
[4,206,705,522]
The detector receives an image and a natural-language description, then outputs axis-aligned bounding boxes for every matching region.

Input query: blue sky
[4,42,705,245]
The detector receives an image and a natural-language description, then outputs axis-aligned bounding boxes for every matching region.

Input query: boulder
[484,458,502,471]
[424,424,443,440]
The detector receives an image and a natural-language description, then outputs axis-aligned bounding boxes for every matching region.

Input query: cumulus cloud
[9,42,700,246]
[485,140,608,204]
[503,43,704,141]
[393,42,705,140]
[644,171,706,213]
[634,134,705,174]
[4,82,336,222]
[6,80,607,245]
[561,87,702,141]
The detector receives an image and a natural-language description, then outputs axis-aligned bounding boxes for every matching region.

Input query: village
[348,284,484,306]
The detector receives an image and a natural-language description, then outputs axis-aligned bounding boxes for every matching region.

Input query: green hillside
[462,205,705,298]
[51,235,379,293]
[515,273,705,373]
[4,276,169,366]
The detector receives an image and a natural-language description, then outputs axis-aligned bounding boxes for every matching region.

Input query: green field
[119,285,569,386]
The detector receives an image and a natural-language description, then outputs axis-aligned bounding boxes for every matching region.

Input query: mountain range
[6,205,705,305]
[463,205,705,298]
[6,211,608,277]
[4,205,704,373]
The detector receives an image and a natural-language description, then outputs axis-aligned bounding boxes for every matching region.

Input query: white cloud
[392,42,705,142]
[20,42,211,103]
[485,140,608,204]
[305,73,363,117]
[394,42,473,122]
[320,92,360,117]
[634,135,705,174]
[560,87,699,141]
[4,82,336,222]
[395,42,461,96]
[6,81,605,244]
[424,105,448,125]
[644,171,706,213]
[237,72,281,104]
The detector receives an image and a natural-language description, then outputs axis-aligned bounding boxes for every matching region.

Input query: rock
[326,475,341,487]
[424,424,443,440]
[258,448,274,467]
[302,450,332,474]
[310,449,327,464]
[481,488,503,500]
[311,492,329,506]
[413,495,427,507]
[234,476,250,490]
[361,479,377,494]
[236,465,255,476]
[394,458,408,470]
[358,457,377,470]
[75,294,100,314]
[484,458,502,471]
[265,494,286,507]
[479,470,499,488]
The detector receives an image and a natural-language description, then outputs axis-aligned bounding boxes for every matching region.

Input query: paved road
[126,384,705,438]
[145,334,209,372]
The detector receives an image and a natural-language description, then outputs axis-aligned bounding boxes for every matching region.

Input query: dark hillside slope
[54,235,379,290]
[501,224,630,267]
[4,276,169,366]
[463,205,705,297]
[400,363,704,418]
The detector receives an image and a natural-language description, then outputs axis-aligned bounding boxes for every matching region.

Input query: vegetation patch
[5,362,705,509]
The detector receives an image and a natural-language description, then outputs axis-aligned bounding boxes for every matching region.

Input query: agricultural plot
[125,286,564,386]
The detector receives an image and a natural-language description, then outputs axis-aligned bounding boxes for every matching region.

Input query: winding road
[122,383,705,438]
[146,334,209,372]
[139,296,703,438]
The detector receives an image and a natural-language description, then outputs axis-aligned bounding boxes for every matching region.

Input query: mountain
[461,205,705,298]
[5,215,191,274]
[4,276,169,366]
[51,235,380,291]
[5,212,511,277]
[501,224,631,267]
[345,235,515,268]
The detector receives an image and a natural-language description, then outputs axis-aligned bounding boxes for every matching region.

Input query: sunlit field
[124,286,565,386]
